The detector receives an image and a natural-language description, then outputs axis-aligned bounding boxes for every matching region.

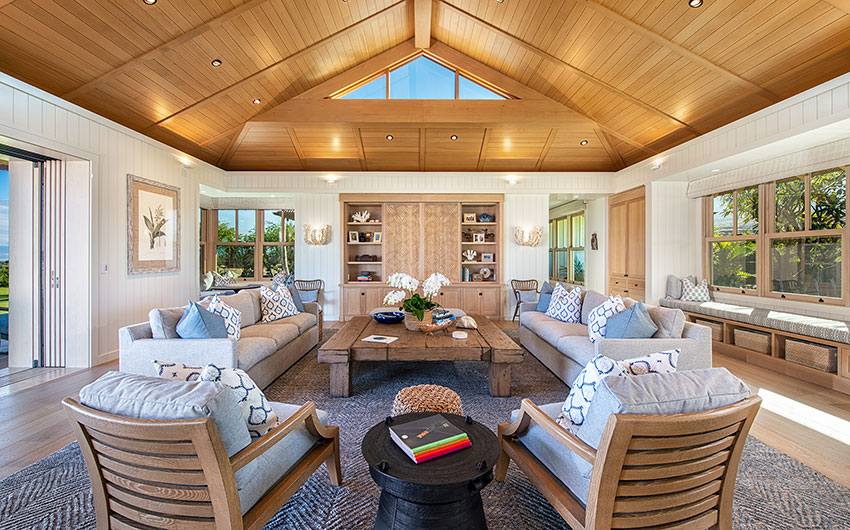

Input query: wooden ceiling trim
[414,0,433,49]
[437,1,703,137]
[594,127,625,170]
[535,128,557,171]
[62,0,272,101]
[354,128,368,170]
[476,128,490,171]
[217,122,251,167]
[823,0,850,14]
[146,0,408,132]
[419,128,426,171]
[286,128,307,170]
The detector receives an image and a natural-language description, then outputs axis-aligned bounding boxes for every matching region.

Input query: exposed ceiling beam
[252,99,596,127]
[823,0,850,14]
[146,0,407,132]
[354,128,368,170]
[476,128,490,171]
[217,123,251,167]
[63,0,271,101]
[0,1,17,8]
[418,128,426,171]
[438,1,702,137]
[536,129,557,171]
[578,0,780,104]
[287,128,307,170]
[594,127,625,170]
[414,0,433,49]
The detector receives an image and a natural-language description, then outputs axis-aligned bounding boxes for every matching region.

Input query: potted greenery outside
[383,272,451,332]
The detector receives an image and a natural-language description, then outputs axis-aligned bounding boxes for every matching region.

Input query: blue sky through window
[339,75,386,99]
[459,76,505,100]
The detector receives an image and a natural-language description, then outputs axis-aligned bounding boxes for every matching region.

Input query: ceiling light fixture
[650,158,664,171]
[211,59,222,67]
[712,168,720,173]
[324,174,339,184]
[496,0,504,3]
[386,134,394,141]
[580,140,588,146]
[143,0,157,4]
[506,175,518,185]
[252,98,261,104]
[688,0,703,7]
[450,135,458,141]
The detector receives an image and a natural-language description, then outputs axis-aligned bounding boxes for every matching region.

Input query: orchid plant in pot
[383,272,451,331]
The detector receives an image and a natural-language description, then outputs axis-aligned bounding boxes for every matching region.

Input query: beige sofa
[119,289,320,388]
[520,290,712,386]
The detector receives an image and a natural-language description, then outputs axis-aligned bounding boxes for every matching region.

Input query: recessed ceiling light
[496,0,504,3]
[252,98,261,104]
[688,0,703,7]
[580,140,588,146]
[450,135,458,141]
[386,134,394,141]
[211,59,222,67]
[143,0,157,4]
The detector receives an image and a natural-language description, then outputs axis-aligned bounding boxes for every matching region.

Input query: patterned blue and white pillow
[260,286,299,323]
[152,360,202,381]
[206,295,242,340]
[200,364,278,438]
[546,284,582,323]
[212,271,236,287]
[681,277,710,302]
[620,349,680,375]
[558,355,628,427]
[587,295,626,343]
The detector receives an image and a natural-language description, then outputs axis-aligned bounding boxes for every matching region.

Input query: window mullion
[805,175,812,231]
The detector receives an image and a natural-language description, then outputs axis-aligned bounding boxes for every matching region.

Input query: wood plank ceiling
[0,0,849,172]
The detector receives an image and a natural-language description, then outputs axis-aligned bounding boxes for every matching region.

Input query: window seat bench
[659,297,850,395]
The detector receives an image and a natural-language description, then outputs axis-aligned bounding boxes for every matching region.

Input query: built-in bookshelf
[460,202,500,284]
[343,203,384,284]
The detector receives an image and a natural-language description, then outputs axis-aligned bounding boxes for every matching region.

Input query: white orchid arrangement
[383,272,451,321]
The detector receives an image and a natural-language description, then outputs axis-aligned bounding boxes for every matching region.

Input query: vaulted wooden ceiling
[1,0,849,172]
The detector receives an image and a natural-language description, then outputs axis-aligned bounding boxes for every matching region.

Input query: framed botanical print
[127,174,180,274]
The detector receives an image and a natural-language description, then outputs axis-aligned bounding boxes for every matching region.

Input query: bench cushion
[660,297,850,344]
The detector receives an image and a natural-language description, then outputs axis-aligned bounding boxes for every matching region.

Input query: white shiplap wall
[584,198,608,294]
[294,193,341,320]
[502,195,549,317]
[647,182,701,304]
[0,73,227,364]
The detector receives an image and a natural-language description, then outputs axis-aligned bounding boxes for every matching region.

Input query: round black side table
[361,413,500,530]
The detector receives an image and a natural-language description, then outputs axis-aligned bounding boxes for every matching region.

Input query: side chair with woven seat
[63,371,342,530]
[511,279,539,321]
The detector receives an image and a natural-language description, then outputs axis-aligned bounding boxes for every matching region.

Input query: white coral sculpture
[463,249,477,261]
[351,211,371,223]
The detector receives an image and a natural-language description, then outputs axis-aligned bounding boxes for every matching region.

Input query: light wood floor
[1,321,848,490]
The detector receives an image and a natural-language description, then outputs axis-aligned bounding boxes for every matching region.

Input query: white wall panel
[502,195,549,318]
[584,198,607,295]
[294,193,341,320]
[648,182,699,304]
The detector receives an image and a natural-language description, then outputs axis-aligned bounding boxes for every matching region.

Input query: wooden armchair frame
[496,397,761,530]
[63,398,341,530]
[510,279,539,321]
[295,279,325,340]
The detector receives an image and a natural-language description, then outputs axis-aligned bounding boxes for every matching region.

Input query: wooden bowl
[420,319,456,335]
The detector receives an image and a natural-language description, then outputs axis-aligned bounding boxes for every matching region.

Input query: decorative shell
[352,211,371,223]
[480,267,492,279]
[456,316,478,329]
[463,249,477,261]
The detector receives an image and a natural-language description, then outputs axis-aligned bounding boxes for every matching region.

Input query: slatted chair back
[586,396,761,530]
[63,398,243,530]
[510,279,539,301]
[294,279,324,292]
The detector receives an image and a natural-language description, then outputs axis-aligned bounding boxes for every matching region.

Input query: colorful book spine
[413,437,472,463]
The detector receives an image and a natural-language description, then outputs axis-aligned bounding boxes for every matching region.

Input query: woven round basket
[391,384,463,417]
[403,310,433,332]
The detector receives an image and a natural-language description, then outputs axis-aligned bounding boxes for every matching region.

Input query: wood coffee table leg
[488,363,511,397]
[329,363,351,397]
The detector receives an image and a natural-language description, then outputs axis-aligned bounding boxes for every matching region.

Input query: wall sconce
[514,226,542,247]
[324,174,339,184]
[304,225,331,245]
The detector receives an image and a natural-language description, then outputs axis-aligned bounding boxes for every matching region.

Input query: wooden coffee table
[318,316,523,397]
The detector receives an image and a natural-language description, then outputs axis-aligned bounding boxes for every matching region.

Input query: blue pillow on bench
[605,301,657,339]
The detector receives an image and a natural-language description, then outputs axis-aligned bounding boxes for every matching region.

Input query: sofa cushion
[283,284,305,312]
[666,275,683,299]
[510,402,590,506]
[237,337,278,372]
[237,402,329,515]
[149,307,186,339]
[200,365,277,438]
[176,302,228,339]
[240,322,300,349]
[522,311,588,346]
[272,312,317,334]
[587,295,626,343]
[79,371,251,459]
[536,282,555,312]
[260,286,300,323]
[605,301,657,339]
[682,277,711,302]
[207,296,242,340]
[581,290,607,325]
[554,336,597,368]
[546,285,582,323]
[153,360,202,381]
[572,368,750,477]
[214,290,261,328]
[648,305,685,339]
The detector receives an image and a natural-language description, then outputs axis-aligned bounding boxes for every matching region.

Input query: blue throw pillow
[535,282,555,312]
[287,284,305,312]
[298,289,318,303]
[176,301,228,339]
[604,301,658,339]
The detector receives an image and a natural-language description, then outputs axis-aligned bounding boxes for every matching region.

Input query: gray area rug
[1,328,849,529]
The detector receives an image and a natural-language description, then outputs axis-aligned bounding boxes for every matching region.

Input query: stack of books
[389,414,471,464]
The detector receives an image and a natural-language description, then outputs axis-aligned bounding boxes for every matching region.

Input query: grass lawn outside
[0,287,7,314]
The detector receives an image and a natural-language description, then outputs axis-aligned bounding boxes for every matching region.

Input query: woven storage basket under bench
[734,328,771,355]
[785,339,838,373]
[696,319,723,342]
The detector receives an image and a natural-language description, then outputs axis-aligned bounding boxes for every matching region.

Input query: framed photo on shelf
[374,231,382,243]
[348,231,359,243]
[463,213,476,223]
[473,233,485,243]
[472,273,483,282]
[481,252,494,263]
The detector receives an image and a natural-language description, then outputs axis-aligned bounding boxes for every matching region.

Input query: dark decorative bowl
[373,311,404,324]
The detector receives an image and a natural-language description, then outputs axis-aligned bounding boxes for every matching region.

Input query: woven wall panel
[424,202,461,282]
[385,203,422,278]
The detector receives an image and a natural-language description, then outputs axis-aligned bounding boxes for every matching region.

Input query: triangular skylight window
[333,54,509,100]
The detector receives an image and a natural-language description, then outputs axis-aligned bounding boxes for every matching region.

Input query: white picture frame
[481,252,494,263]
[473,233,485,243]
